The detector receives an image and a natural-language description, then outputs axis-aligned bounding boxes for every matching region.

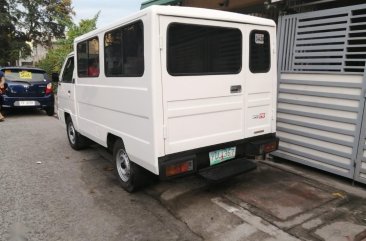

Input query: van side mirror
[52,73,59,82]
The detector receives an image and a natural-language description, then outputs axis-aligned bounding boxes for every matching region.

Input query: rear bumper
[1,95,54,108]
[159,133,279,180]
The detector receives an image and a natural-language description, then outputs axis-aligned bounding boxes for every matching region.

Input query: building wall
[18,43,48,67]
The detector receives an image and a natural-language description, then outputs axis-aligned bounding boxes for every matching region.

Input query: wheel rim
[68,122,76,144]
[116,149,131,182]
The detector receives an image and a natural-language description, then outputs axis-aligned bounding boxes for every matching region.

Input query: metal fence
[273,3,366,183]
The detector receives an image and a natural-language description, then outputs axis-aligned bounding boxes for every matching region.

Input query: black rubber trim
[159,133,278,179]
[198,158,257,182]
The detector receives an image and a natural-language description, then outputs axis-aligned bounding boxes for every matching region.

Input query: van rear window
[249,30,270,73]
[167,23,242,76]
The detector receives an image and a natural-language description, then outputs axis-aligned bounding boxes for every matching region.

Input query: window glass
[3,69,46,82]
[249,30,270,73]
[104,21,144,77]
[61,57,74,83]
[167,23,242,76]
[77,37,100,77]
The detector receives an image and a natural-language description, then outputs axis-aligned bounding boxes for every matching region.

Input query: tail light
[45,83,52,95]
[261,141,278,154]
[165,160,193,177]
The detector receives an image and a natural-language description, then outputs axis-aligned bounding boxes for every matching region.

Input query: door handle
[67,90,71,94]
[230,85,242,93]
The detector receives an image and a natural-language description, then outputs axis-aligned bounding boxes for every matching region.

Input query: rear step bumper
[159,133,278,180]
[198,158,257,182]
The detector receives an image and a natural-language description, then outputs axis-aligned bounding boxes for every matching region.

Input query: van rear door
[243,25,276,138]
[159,16,246,154]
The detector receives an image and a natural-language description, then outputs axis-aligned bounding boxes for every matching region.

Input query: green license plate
[209,147,236,166]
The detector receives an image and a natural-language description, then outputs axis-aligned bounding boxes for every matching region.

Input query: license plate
[209,147,236,166]
[19,101,36,106]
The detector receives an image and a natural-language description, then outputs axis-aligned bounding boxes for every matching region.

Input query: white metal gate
[355,71,366,184]
[273,4,366,183]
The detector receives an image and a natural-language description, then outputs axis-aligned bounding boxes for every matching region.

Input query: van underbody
[159,133,279,180]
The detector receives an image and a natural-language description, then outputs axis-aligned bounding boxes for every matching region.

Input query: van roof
[75,5,275,42]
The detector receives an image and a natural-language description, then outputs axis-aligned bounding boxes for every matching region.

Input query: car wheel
[66,117,89,150]
[45,106,54,116]
[113,139,145,192]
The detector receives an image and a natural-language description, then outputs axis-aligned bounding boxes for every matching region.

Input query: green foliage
[12,0,74,45]
[37,13,99,78]
[0,0,73,65]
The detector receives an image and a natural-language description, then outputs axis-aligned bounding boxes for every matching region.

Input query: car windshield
[3,69,47,82]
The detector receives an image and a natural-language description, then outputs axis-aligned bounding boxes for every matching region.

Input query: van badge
[253,113,266,119]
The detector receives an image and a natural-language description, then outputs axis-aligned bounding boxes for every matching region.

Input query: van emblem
[253,113,266,119]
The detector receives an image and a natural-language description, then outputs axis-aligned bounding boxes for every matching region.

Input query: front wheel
[113,139,145,192]
[66,117,89,150]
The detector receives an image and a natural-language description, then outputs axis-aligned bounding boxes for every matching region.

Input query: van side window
[249,30,270,73]
[77,37,100,77]
[62,57,74,83]
[167,23,242,76]
[104,21,144,77]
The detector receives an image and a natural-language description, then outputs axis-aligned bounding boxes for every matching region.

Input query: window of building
[167,23,242,76]
[104,21,144,77]
[77,37,100,77]
[249,30,270,73]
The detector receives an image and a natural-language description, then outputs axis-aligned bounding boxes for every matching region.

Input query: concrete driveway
[1,110,366,241]
[0,110,199,241]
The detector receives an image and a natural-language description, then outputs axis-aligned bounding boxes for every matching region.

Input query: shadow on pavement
[3,108,48,117]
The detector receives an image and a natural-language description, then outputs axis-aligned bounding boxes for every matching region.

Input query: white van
[56,6,279,192]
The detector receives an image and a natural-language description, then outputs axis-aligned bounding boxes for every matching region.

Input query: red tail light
[45,83,52,95]
[165,160,193,177]
[262,141,278,153]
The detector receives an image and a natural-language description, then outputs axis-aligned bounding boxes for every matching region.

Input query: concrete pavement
[1,109,366,241]
[146,162,366,241]
[0,110,200,241]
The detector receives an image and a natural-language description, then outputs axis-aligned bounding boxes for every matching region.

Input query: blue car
[1,67,55,116]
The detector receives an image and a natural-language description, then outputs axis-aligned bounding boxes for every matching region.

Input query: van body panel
[58,6,277,176]
[159,16,277,155]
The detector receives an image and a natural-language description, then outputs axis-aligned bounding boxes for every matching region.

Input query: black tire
[66,117,89,150]
[45,106,54,116]
[113,139,145,192]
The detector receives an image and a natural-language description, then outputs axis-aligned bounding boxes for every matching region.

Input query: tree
[37,13,99,77]
[0,0,12,65]
[12,0,74,46]
[0,0,31,65]
[0,0,73,65]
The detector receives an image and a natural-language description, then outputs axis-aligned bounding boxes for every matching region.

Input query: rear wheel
[45,106,54,116]
[66,117,89,150]
[113,139,145,192]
